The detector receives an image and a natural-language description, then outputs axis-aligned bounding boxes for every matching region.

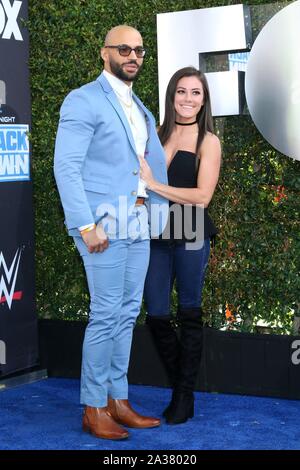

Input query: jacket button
[133,170,138,175]
[131,190,137,196]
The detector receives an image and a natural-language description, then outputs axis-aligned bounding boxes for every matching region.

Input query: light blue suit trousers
[74,205,149,407]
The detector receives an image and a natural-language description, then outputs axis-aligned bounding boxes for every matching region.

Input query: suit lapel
[97,74,137,155]
[133,94,151,149]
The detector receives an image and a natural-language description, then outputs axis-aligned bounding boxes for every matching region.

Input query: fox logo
[0,0,23,41]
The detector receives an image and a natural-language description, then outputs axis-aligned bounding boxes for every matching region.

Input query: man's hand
[81,224,109,253]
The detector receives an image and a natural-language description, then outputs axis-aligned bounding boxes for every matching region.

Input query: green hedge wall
[28,0,299,333]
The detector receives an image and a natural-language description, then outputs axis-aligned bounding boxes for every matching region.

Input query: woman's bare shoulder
[203,131,220,145]
[198,132,221,160]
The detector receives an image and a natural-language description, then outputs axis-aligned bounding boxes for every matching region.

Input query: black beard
[109,58,141,82]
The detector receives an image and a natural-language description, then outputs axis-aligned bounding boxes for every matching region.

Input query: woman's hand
[139,156,155,189]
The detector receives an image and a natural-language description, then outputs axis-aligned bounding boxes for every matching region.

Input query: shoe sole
[82,425,129,440]
[125,424,161,429]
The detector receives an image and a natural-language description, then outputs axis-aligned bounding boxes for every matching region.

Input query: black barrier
[0,0,38,376]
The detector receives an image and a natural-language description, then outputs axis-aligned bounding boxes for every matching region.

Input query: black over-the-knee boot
[165,307,203,425]
[145,315,180,416]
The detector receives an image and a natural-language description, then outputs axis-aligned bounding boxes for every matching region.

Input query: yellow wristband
[80,224,96,235]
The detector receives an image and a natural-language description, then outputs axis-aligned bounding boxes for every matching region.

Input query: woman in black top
[140,67,221,425]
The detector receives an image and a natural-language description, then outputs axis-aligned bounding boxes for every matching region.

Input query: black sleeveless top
[158,150,217,243]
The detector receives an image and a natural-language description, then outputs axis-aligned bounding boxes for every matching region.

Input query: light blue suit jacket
[54,73,168,237]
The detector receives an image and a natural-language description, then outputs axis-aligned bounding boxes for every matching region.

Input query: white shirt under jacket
[79,69,148,232]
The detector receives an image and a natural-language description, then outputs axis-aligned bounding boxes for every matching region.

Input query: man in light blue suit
[54,25,168,440]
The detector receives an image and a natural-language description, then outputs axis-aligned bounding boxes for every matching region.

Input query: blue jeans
[144,239,210,315]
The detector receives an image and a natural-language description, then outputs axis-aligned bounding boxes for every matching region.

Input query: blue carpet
[0,378,300,450]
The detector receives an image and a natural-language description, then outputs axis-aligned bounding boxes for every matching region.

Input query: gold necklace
[115,89,133,107]
[116,92,135,125]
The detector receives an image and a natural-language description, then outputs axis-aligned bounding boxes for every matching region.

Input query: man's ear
[100,47,107,62]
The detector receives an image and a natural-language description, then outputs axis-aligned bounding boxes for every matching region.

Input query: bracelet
[80,224,96,235]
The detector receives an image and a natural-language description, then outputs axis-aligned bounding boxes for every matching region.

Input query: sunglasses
[104,44,146,58]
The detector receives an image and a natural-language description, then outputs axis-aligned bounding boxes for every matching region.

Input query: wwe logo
[0,248,22,309]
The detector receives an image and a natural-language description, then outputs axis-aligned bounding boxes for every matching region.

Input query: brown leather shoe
[82,406,129,440]
[107,398,160,428]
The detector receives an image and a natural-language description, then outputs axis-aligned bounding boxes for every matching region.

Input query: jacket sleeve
[54,88,96,230]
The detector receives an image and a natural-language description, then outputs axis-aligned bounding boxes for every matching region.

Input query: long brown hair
[158,67,214,154]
